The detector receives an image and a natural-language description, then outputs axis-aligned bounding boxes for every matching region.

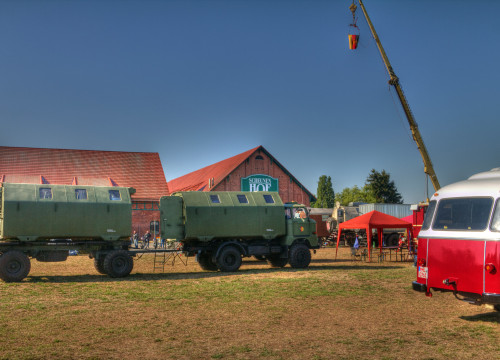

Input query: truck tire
[196,252,218,271]
[94,257,107,274]
[288,243,311,269]
[267,255,287,268]
[216,246,242,272]
[103,250,134,278]
[0,250,31,282]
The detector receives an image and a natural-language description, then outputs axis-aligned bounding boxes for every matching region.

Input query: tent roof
[338,210,412,230]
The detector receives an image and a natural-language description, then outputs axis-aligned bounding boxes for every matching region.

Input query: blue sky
[1,0,499,204]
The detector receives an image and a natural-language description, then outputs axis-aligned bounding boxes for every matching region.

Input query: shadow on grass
[24,263,404,284]
[460,312,500,324]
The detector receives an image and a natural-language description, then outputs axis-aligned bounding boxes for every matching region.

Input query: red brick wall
[212,152,312,206]
[132,203,160,237]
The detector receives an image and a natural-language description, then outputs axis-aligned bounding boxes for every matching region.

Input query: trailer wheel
[196,252,218,271]
[288,243,311,269]
[93,257,107,275]
[103,250,134,278]
[267,255,287,268]
[0,250,31,282]
[494,304,500,312]
[216,246,242,272]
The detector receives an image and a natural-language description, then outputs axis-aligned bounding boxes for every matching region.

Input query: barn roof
[0,146,169,201]
[168,145,315,200]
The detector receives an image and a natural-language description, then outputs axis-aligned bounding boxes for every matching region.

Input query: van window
[109,190,121,201]
[39,188,52,199]
[432,197,492,231]
[421,201,436,230]
[490,199,500,231]
[237,194,248,204]
[75,189,87,200]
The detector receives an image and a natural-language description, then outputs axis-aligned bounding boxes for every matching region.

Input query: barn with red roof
[168,146,316,206]
[0,146,169,235]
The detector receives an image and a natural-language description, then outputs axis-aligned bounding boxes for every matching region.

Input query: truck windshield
[421,201,436,231]
[490,199,500,232]
[432,197,493,231]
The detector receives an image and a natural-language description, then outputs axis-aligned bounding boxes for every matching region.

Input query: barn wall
[212,151,311,206]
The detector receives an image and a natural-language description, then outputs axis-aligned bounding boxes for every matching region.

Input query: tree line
[311,169,403,208]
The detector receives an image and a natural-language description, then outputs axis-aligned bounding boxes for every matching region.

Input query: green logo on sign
[241,174,279,192]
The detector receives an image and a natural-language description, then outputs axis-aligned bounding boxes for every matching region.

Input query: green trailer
[160,191,319,272]
[0,183,135,281]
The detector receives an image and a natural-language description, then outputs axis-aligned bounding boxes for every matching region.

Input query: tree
[365,169,403,204]
[312,175,335,208]
[335,185,376,206]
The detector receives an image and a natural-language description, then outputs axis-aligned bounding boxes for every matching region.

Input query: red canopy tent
[335,210,413,261]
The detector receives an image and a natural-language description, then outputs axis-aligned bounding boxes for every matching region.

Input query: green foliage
[335,169,403,205]
[335,185,376,206]
[365,169,403,204]
[312,175,335,208]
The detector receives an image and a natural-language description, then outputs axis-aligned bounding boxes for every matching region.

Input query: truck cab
[284,202,317,245]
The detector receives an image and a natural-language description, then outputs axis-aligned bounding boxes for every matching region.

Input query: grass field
[0,247,498,360]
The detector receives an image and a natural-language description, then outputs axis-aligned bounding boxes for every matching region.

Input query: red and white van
[413,168,500,311]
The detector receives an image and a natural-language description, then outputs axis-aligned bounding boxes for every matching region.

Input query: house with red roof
[0,146,169,235]
[168,146,316,206]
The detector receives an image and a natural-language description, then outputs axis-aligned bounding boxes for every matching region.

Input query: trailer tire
[288,243,311,269]
[93,257,107,275]
[267,255,287,268]
[103,250,134,278]
[196,252,218,271]
[0,250,31,282]
[494,304,500,312]
[216,246,242,272]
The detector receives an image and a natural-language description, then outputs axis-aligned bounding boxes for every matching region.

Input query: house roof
[0,146,169,201]
[168,145,315,200]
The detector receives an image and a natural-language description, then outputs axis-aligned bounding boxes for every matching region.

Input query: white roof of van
[435,168,500,198]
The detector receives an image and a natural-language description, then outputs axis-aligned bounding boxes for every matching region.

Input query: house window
[109,190,121,201]
[263,194,274,204]
[210,195,220,204]
[255,155,264,160]
[237,194,248,204]
[75,189,87,200]
[39,188,52,199]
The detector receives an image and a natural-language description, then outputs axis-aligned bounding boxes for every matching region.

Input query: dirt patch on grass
[0,248,498,359]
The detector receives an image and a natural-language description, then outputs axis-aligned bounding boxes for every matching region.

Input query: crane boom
[357,0,440,191]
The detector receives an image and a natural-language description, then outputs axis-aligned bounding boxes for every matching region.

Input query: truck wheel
[216,246,242,272]
[0,250,31,282]
[196,252,218,271]
[103,250,134,278]
[93,257,107,274]
[267,255,287,268]
[288,243,311,269]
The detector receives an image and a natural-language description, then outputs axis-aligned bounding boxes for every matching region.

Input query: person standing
[143,230,151,249]
[131,231,139,249]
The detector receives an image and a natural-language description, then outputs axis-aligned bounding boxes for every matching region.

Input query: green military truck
[160,191,319,272]
[0,183,135,282]
[0,184,318,281]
